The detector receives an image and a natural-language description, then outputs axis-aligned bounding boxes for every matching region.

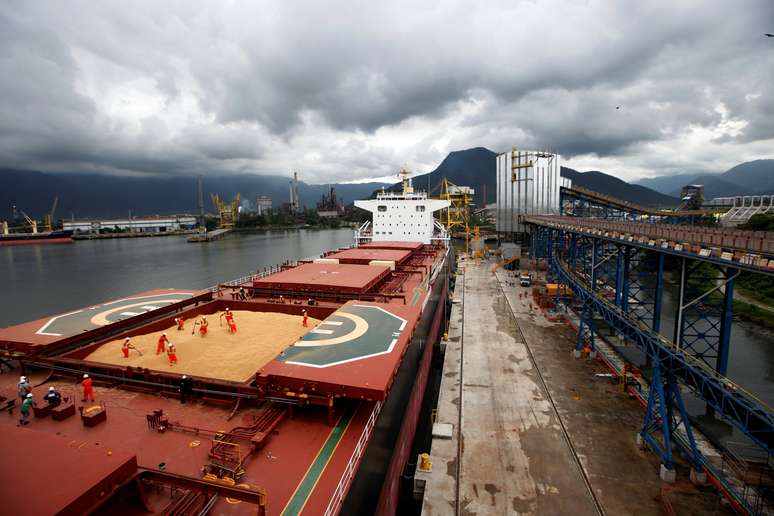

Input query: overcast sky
[1,1,772,183]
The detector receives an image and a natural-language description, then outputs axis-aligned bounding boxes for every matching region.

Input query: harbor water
[1,228,354,328]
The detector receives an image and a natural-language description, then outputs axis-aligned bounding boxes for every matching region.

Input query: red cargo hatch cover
[253,262,390,294]
[325,247,412,265]
[359,240,423,251]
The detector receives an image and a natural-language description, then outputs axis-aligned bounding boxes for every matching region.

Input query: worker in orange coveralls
[156,333,170,355]
[121,338,131,358]
[302,309,308,327]
[221,309,237,333]
[167,343,177,365]
[198,316,209,337]
[82,373,94,402]
[175,317,185,331]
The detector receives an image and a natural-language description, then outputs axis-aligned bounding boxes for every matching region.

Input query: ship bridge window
[378,205,387,212]
[416,205,426,212]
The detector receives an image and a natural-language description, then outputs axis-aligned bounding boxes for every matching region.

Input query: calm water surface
[1,228,354,327]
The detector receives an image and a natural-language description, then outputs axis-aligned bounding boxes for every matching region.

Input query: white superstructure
[355,169,450,245]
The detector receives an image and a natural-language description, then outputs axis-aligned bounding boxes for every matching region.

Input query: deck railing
[324,401,383,516]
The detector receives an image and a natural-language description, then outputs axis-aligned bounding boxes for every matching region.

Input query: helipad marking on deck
[319,321,343,326]
[91,300,184,326]
[120,311,143,317]
[36,309,84,336]
[35,292,194,337]
[292,311,369,347]
[281,304,407,368]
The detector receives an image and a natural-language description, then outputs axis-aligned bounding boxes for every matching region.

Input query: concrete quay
[420,257,730,515]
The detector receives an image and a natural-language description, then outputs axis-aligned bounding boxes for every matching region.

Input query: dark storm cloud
[0,0,772,181]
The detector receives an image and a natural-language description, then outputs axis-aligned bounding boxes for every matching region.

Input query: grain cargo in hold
[83,310,320,382]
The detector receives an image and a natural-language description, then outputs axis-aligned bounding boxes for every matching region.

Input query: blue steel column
[652,253,665,334]
[614,245,624,307]
[590,238,598,292]
[621,247,631,312]
[716,267,736,376]
[673,257,687,348]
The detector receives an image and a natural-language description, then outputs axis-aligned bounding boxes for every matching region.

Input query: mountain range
[3,149,769,219]
[635,159,774,199]
[0,169,388,220]
[400,147,677,208]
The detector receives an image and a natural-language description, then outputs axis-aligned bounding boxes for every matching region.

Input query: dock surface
[421,258,697,515]
[187,228,230,242]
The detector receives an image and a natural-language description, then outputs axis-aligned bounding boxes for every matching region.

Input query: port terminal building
[63,215,197,234]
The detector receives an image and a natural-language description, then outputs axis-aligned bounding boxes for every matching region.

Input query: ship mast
[399,168,414,195]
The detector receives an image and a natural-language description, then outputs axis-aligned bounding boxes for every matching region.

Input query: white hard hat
[226,308,230,311]
[162,333,167,336]
[26,393,33,398]
[124,337,130,341]
[83,374,89,378]
[20,376,26,382]
[182,375,187,379]
[49,386,55,391]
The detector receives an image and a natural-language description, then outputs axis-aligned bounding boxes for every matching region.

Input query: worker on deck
[179,375,192,404]
[167,343,177,365]
[156,333,170,355]
[302,309,308,327]
[121,338,131,358]
[238,286,247,300]
[17,376,31,402]
[44,386,61,407]
[81,374,94,402]
[221,308,237,333]
[198,316,208,337]
[19,393,34,426]
[175,317,185,331]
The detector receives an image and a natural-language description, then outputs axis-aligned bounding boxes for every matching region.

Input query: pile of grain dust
[83,310,319,382]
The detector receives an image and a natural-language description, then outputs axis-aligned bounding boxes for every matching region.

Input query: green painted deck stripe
[410,287,421,306]
[281,403,357,516]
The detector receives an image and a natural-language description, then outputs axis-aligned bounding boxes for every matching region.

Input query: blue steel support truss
[641,360,702,469]
[550,254,773,453]
[526,221,774,471]
[576,300,596,352]
[674,259,738,375]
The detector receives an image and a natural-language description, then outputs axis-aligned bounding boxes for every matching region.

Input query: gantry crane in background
[210,193,241,229]
[434,177,474,233]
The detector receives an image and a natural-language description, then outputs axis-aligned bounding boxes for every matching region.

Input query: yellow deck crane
[210,193,241,229]
[43,196,59,232]
[19,211,38,234]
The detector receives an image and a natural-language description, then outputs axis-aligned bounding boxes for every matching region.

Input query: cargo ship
[0,229,73,246]
[0,171,451,516]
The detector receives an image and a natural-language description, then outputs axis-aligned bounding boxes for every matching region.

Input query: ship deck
[0,241,447,514]
[0,371,377,516]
